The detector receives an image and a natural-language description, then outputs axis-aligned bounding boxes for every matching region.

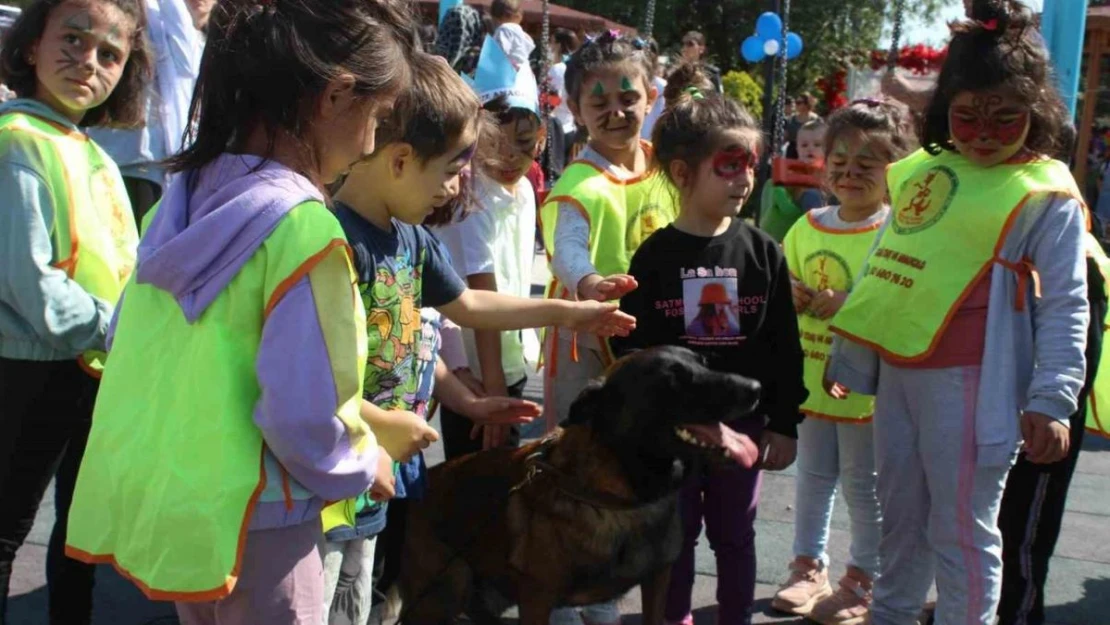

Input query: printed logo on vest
[893,165,958,235]
[802,250,852,295]
[625,202,667,251]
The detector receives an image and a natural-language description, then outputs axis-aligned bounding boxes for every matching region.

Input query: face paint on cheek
[949,113,981,144]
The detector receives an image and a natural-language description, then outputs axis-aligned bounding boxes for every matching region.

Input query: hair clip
[685,86,705,101]
[607,29,621,40]
[632,37,646,50]
[980,18,999,31]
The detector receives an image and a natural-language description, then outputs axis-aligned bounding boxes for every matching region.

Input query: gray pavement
[8,256,1110,625]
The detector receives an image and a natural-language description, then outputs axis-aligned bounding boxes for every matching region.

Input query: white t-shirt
[641,75,668,141]
[548,62,576,134]
[493,23,536,70]
[433,173,536,385]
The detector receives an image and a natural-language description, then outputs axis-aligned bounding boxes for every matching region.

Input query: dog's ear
[566,380,610,427]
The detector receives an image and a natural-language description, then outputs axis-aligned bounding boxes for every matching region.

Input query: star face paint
[948,90,1031,166]
[591,81,605,98]
[620,76,635,92]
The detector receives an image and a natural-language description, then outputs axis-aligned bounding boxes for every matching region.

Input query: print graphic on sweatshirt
[361,254,425,409]
[672,266,766,346]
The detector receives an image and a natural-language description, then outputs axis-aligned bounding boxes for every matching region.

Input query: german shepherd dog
[396,346,763,625]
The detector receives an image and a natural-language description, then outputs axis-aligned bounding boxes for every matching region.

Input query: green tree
[557,0,951,95]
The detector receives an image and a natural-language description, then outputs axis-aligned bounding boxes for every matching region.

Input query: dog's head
[566,346,761,468]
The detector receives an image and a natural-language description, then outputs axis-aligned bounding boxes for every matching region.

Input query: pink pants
[175,519,324,625]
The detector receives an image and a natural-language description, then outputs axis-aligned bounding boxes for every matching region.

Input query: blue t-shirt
[329,204,466,540]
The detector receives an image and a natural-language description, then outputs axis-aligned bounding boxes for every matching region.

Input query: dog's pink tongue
[685,423,760,468]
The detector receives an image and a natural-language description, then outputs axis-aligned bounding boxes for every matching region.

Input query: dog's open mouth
[675,423,759,468]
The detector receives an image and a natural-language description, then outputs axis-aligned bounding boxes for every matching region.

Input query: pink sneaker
[771,557,833,615]
[663,615,693,625]
[809,567,873,625]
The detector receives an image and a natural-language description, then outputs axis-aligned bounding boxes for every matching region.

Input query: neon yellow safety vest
[1084,232,1110,439]
[0,111,137,375]
[540,157,678,365]
[65,201,370,601]
[784,211,882,421]
[830,149,1083,362]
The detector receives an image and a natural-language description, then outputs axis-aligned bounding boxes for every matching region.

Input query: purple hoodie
[127,154,378,529]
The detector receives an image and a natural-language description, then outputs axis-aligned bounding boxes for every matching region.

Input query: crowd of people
[0,2,1104,625]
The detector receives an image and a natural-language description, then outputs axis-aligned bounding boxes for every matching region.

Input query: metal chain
[888,0,905,72]
[773,0,790,155]
[540,0,554,181]
[644,0,657,38]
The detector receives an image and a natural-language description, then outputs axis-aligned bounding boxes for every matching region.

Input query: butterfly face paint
[712,147,757,179]
[948,90,1031,166]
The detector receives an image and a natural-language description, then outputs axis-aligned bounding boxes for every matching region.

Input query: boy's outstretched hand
[578,274,639,302]
[563,301,636,337]
[463,396,542,425]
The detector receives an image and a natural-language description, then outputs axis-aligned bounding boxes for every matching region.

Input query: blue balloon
[741,36,765,63]
[785,32,803,59]
[756,12,783,41]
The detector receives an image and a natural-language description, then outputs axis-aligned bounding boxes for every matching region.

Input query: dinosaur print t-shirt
[336,204,466,411]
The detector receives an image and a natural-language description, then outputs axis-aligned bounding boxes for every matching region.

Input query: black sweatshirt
[610,219,808,438]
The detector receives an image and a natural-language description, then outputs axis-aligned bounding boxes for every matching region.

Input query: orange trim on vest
[831,190,1047,364]
[565,141,655,186]
[264,239,351,318]
[76,356,102,379]
[804,210,884,236]
[800,409,874,424]
[279,465,294,512]
[65,446,268,602]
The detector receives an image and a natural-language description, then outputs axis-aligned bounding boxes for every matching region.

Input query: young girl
[63,1,417,622]
[0,0,150,621]
[773,100,915,625]
[828,3,1088,624]
[540,29,678,432]
[613,90,807,625]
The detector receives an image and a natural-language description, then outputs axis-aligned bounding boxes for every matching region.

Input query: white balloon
[763,39,781,56]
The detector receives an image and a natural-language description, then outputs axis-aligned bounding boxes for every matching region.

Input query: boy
[322,52,630,625]
[434,37,543,456]
[491,0,534,70]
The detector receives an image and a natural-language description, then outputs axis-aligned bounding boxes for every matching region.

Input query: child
[0,0,150,621]
[434,36,544,457]
[773,99,915,625]
[490,0,533,70]
[63,1,418,622]
[759,118,829,242]
[661,62,714,108]
[325,50,633,623]
[612,90,807,625]
[827,2,1089,624]
[541,29,677,431]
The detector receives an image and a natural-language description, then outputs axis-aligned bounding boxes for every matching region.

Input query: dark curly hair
[0,0,153,127]
[564,29,654,107]
[920,0,1067,158]
[168,0,417,177]
[826,98,916,164]
[651,91,761,189]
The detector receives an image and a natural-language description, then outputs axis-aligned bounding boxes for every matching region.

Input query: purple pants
[664,419,763,625]
[175,519,324,625]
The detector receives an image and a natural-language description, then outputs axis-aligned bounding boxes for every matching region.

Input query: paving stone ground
[9,256,1109,625]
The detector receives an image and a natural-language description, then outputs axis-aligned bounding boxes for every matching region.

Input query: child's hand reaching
[463,396,542,426]
[374,410,440,463]
[369,446,396,502]
[808,289,847,320]
[758,431,798,471]
[1020,411,1070,464]
[562,301,636,337]
[578,274,638,302]
[453,367,486,398]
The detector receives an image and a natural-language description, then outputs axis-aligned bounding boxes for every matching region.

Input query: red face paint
[712,147,757,179]
[949,94,1029,146]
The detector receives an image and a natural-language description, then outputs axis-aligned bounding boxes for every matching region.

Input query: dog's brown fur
[397,346,761,625]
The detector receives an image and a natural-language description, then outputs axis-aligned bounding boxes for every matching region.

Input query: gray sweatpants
[871,363,1013,625]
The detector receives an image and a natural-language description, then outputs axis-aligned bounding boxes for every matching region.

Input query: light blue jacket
[0,99,115,361]
[829,193,1089,467]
